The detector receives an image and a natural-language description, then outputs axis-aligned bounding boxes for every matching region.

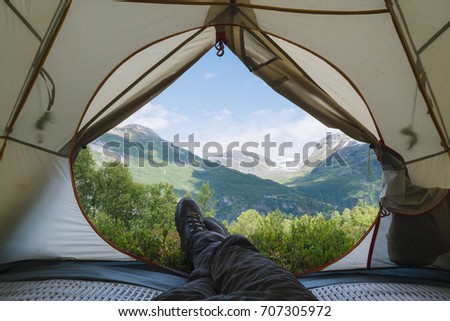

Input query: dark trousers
[154,231,317,300]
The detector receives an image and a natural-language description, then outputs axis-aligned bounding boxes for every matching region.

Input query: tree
[73,147,189,270]
[73,148,101,216]
[251,209,290,264]
[195,181,217,217]
[329,200,378,242]
[287,214,354,272]
[95,164,147,224]
[227,209,262,237]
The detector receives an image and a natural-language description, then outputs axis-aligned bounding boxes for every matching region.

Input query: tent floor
[1,260,450,301]
[0,279,162,301]
[2,279,450,301]
[311,282,450,300]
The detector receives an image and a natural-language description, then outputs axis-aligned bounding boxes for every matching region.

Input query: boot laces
[187,211,205,232]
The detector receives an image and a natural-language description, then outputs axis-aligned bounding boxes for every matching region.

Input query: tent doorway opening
[74,48,381,273]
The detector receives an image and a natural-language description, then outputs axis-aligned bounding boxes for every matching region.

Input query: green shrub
[74,148,378,273]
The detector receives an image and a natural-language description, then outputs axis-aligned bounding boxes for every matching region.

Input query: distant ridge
[89,124,382,220]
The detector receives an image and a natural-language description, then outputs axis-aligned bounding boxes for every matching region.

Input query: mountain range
[89,124,382,221]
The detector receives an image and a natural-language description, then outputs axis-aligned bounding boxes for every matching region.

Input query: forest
[74,148,379,273]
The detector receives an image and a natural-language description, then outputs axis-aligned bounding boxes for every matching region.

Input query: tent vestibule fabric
[1,0,450,296]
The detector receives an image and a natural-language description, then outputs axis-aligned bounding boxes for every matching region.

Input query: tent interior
[1,0,450,300]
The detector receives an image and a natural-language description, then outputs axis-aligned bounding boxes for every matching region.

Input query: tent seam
[122,1,389,15]
[0,136,68,158]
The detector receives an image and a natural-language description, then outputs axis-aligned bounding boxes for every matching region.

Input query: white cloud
[191,108,338,159]
[120,102,339,161]
[252,109,272,116]
[120,103,187,131]
[213,108,231,121]
[203,72,217,80]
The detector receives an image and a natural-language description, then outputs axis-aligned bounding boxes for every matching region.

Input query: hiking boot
[203,217,231,237]
[175,198,206,252]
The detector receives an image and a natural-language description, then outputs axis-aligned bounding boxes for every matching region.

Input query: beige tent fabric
[0,0,449,266]
[72,28,215,152]
[406,154,450,188]
[2,0,448,184]
[392,0,450,145]
[0,0,68,135]
[0,140,131,263]
[2,0,212,153]
[379,145,450,267]
[380,146,449,214]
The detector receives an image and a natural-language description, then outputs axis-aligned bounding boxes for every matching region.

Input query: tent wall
[0,140,130,263]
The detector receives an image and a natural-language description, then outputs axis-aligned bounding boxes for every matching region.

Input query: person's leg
[203,217,230,238]
[174,198,226,268]
[197,217,315,300]
[209,234,317,300]
[161,198,315,300]
[153,268,217,300]
[154,199,223,300]
[188,228,225,268]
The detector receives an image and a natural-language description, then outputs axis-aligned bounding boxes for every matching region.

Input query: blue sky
[121,48,336,160]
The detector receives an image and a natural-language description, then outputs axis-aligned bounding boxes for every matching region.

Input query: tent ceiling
[0,0,68,145]
[1,0,449,186]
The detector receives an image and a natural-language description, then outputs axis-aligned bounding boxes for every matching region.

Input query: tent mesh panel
[0,279,162,301]
[311,282,450,301]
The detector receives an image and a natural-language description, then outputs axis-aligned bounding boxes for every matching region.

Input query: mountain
[90,124,382,218]
[204,132,360,184]
[89,124,333,221]
[285,134,382,211]
[292,132,355,178]
[208,150,302,182]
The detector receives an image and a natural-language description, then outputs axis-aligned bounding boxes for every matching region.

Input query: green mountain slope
[285,141,382,212]
[90,124,331,221]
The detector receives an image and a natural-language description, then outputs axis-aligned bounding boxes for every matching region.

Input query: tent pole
[1,0,71,159]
